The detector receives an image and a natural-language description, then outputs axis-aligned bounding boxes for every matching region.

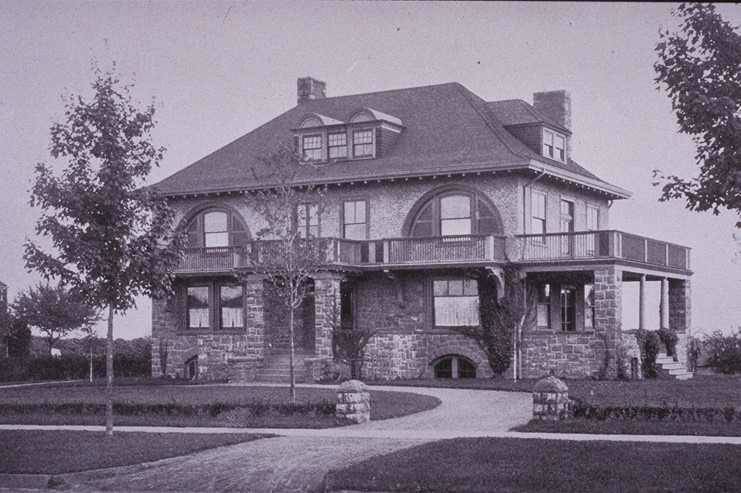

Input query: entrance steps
[255,352,311,383]
[656,353,693,380]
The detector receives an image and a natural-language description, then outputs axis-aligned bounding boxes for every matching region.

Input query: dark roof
[152,82,626,198]
[487,99,569,133]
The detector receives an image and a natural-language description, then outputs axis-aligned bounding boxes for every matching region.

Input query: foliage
[454,267,536,377]
[11,284,99,354]
[332,328,374,380]
[656,327,679,359]
[572,400,740,423]
[635,329,661,378]
[703,329,741,374]
[6,316,32,358]
[244,142,329,402]
[0,351,151,382]
[687,336,703,372]
[23,64,184,434]
[653,3,741,227]
[595,332,630,381]
[158,339,169,376]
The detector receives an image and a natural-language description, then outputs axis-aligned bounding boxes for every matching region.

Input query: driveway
[63,385,531,492]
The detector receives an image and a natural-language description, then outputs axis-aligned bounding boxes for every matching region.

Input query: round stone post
[336,379,371,424]
[533,374,570,421]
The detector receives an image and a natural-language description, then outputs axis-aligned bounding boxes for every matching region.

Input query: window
[203,211,229,247]
[536,283,551,328]
[584,283,595,330]
[302,134,322,161]
[353,129,374,157]
[543,128,566,162]
[586,205,600,231]
[185,209,249,248]
[297,203,320,238]
[440,195,472,236]
[328,132,348,159]
[187,286,210,329]
[219,285,244,329]
[433,279,479,327]
[560,286,576,332]
[433,355,476,379]
[343,200,367,240]
[560,199,574,255]
[408,190,501,238]
[531,191,546,235]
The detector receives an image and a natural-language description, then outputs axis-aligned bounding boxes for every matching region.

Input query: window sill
[178,329,246,336]
[527,330,595,336]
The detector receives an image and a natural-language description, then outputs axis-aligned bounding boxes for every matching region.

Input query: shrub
[571,400,741,423]
[703,329,741,374]
[0,351,152,382]
[635,329,661,378]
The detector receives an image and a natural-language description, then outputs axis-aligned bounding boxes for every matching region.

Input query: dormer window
[302,134,322,161]
[353,129,374,158]
[328,132,348,159]
[543,128,566,163]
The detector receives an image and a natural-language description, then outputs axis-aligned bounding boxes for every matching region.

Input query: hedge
[0,352,151,382]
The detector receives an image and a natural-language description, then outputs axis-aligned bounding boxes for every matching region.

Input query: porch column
[593,266,623,378]
[659,277,668,330]
[668,279,691,332]
[313,272,343,359]
[244,274,268,360]
[638,275,646,331]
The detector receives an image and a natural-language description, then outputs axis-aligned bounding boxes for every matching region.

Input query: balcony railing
[174,231,690,274]
[515,230,690,270]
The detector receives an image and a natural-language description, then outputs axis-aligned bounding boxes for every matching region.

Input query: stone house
[150,78,692,381]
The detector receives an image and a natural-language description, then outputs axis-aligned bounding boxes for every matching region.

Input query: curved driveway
[64,385,531,492]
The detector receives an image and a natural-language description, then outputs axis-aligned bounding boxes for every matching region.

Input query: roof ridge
[452,83,532,162]
[297,81,459,106]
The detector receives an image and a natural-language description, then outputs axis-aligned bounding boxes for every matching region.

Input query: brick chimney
[533,90,571,130]
[297,77,326,104]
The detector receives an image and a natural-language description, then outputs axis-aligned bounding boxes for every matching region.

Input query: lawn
[0,383,440,428]
[0,430,269,474]
[324,437,741,492]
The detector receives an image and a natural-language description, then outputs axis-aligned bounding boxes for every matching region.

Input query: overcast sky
[1,1,739,340]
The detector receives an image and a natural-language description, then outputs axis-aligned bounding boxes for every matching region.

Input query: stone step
[667,367,691,375]
[658,362,684,371]
[675,373,693,380]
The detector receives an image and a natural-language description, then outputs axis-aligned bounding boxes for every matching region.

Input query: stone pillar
[244,274,268,361]
[638,275,646,331]
[313,272,343,359]
[593,266,622,378]
[659,277,668,330]
[533,374,570,421]
[668,279,691,333]
[336,379,371,424]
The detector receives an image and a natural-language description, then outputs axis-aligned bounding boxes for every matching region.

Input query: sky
[0,1,739,340]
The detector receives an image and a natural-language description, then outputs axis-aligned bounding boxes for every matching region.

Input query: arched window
[184,355,198,380]
[185,208,249,248]
[432,355,477,379]
[407,188,502,237]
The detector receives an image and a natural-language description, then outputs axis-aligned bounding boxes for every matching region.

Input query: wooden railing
[175,231,691,273]
[516,230,690,270]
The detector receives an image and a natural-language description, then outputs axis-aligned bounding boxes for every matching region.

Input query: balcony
[174,231,690,275]
[515,230,690,271]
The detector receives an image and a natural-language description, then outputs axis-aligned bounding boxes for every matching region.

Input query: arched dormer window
[405,187,503,238]
[185,208,250,248]
[350,110,374,123]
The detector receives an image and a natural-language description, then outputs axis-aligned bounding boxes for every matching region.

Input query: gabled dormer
[294,78,404,163]
[488,90,572,164]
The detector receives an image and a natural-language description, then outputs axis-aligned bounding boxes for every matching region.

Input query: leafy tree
[6,317,32,359]
[454,267,536,380]
[23,65,184,435]
[12,284,98,355]
[654,3,741,226]
[246,143,329,403]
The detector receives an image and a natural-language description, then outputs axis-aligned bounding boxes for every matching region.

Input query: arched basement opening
[432,354,477,379]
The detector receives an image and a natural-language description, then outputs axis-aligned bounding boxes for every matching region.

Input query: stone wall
[669,279,691,333]
[520,331,603,379]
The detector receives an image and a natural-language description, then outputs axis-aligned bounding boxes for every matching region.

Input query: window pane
[531,218,546,235]
[204,212,228,233]
[433,280,448,296]
[417,203,433,220]
[448,280,463,296]
[587,206,599,230]
[329,132,348,159]
[440,195,470,219]
[344,223,366,240]
[187,287,209,329]
[584,284,595,329]
[463,279,478,296]
[532,192,546,218]
[328,133,346,146]
[441,218,471,236]
[411,221,433,237]
[353,130,373,144]
[307,204,319,225]
[205,232,229,247]
[537,304,550,327]
[354,200,366,221]
[220,285,243,329]
[434,297,480,326]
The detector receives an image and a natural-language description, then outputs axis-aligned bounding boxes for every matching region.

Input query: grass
[515,419,741,436]
[325,437,741,492]
[0,430,269,474]
[0,383,440,428]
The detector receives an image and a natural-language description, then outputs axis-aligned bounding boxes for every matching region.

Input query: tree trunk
[105,305,114,436]
[288,299,296,405]
[89,341,93,384]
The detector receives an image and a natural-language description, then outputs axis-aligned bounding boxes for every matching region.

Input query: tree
[23,65,184,435]
[246,143,329,403]
[6,316,32,359]
[453,267,536,380]
[329,292,375,380]
[12,284,98,355]
[653,3,741,227]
